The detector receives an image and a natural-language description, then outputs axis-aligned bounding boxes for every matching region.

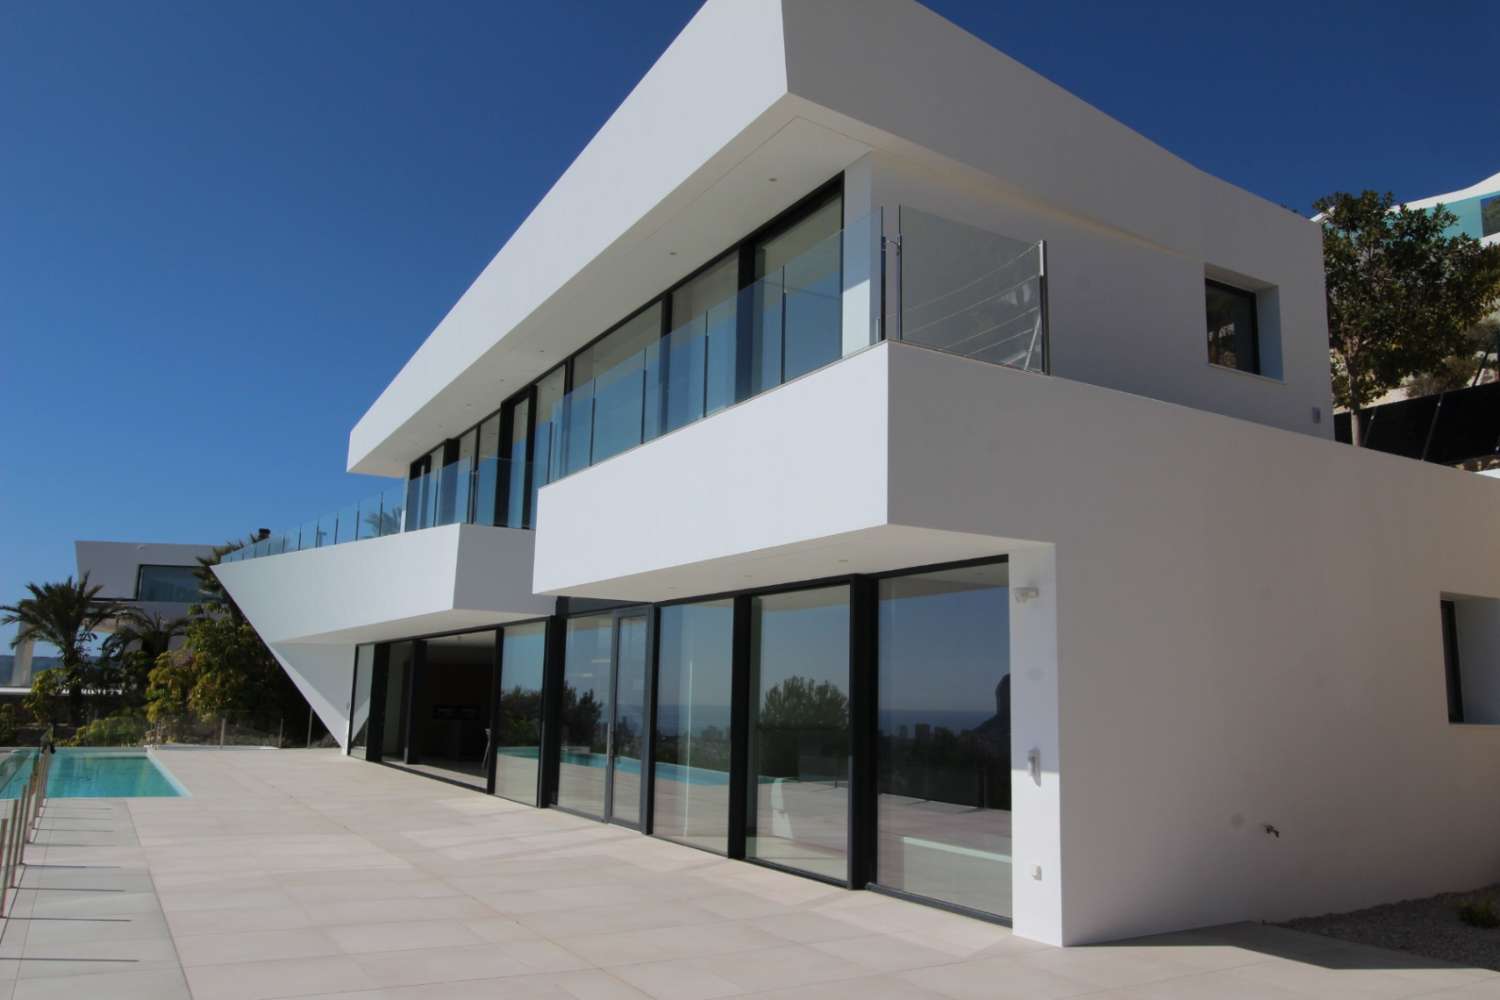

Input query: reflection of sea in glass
[876,563,1011,918]
[653,600,734,853]
[746,586,851,881]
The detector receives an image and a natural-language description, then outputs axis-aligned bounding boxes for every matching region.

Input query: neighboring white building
[9,540,215,689]
[213,0,1500,947]
[1406,168,1500,248]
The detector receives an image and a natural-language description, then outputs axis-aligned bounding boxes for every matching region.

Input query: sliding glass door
[745,585,851,881]
[494,621,546,805]
[652,600,733,853]
[875,562,1011,918]
[555,610,648,826]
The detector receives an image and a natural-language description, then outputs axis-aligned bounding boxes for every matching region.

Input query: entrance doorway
[408,631,495,790]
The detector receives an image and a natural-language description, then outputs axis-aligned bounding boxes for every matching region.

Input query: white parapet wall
[215,523,553,748]
[534,339,1500,944]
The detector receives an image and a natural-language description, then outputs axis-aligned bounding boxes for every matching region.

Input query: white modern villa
[213,0,1500,947]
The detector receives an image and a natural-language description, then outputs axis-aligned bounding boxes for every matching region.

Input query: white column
[1009,544,1064,945]
[11,637,34,688]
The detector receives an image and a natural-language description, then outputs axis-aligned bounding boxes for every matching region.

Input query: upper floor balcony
[224,203,1050,565]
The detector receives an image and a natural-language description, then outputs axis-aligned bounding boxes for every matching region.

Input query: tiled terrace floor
[0,747,1497,999]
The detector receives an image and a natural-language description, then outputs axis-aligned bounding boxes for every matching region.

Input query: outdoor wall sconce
[1014,586,1040,604]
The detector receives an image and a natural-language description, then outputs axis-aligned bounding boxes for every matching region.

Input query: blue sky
[2,0,1496,651]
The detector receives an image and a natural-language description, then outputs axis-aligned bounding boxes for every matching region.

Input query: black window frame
[401,173,848,509]
[1205,278,1261,375]
[133,563,208,603]
[1442,599,1466,724]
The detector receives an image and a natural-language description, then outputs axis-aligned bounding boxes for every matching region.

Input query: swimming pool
[0,749,187,798]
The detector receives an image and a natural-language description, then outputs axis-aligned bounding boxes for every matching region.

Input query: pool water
[0,750,186,798]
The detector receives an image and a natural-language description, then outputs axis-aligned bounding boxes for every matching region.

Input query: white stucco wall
[887,343,1500,944]
[214,524,554,748]
[534,340,1500,944]
[348,0,1330,476]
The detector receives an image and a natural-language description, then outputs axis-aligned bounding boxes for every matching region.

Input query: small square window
[1205,280,1260,375]
[1441,596,1500,724]
[1482,194,1500,239]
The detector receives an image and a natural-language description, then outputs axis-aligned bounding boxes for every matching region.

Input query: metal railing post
[7,797,19,890]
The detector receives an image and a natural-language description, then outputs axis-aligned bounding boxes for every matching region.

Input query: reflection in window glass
[533,367,566,504]
[1483,195,1500,239]
[653,600,734,853]
[1205,281,1259,374]
[474,414,501,527]
[573,305,662,467]
[504,398,529,528]
[754,195,843,387]
[611,616,648,827]
[877,563,1011,918]
[495,622,546,805]
[747,586,850,881]
[135,565,205,603]
[668,255,739,420]
[453,428,477,526]
[557,615,613,818]
[349,645,374,758]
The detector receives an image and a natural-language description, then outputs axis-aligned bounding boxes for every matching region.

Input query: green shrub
[67,712,147,747]
[1459,899,1500,929]
[0,705,16,746]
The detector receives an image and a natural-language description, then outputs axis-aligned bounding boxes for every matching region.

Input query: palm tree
[193,536,257,625]
[100,608,187,709]
[1,574,117,722]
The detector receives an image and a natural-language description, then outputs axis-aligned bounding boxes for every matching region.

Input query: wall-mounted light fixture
[1014,586,1040,604]
[1027,748,1042,785]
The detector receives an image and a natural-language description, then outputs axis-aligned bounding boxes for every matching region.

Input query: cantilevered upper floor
[346,0,1332,486]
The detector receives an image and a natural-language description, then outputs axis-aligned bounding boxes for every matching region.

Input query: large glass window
[653,600,734,853]
[754,194,843,387]
[746,585,850,881]
[349,645,374,758]
[429,444,454,526]
[876,563,1011,918]
[135,565,205,603]
[453,429,477,526]
[1205,280,1260,374]
[664,255,739,426]
[611,615,648,827]
[533,367,566,507]
[495,622,546,804]
[503,397,530,528]
[473,413,501,527]
[382,641,413,761]
[571,305,662,468]
[557,615,613,818]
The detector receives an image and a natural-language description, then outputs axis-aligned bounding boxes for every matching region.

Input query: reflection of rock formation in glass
[880,675,1010,811]
[968,675,1011,810]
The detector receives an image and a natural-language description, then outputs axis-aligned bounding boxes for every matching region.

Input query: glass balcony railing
[220,459,533,563]
[896,207,1047,373]
[534,213,882,481]
[222,206,1049,565]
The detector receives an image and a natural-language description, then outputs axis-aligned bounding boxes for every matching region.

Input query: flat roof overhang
[348,0,1320,479]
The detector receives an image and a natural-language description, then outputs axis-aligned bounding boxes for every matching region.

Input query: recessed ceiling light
[668,250,677,256]
[769,177,778,183]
